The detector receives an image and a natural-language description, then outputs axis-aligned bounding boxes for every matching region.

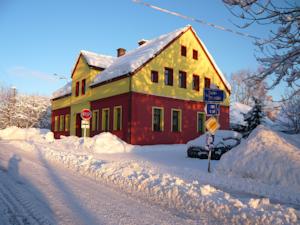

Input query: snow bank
[37,147,298,224]
[56,132,134,154]
[0,126,54,142]
[230,102,251,125]
[187,130,242,147]
[217,125,300,189]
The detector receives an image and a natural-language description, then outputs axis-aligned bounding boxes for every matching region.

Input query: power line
[132,0,260,40]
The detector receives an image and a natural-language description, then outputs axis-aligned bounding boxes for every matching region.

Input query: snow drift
[217,125,300,189]
[0,126,54,142]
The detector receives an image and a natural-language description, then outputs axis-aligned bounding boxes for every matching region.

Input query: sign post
[206,133,214,173]
[81,109,92,140]
[204,87,224,173]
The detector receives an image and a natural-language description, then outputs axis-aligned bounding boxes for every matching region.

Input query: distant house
[51,25,231,145]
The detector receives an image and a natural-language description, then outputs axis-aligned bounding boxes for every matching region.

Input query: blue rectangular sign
[205,103,220,116]
[204,89,225,102]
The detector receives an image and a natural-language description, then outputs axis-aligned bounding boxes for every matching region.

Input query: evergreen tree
[242,97,264,136]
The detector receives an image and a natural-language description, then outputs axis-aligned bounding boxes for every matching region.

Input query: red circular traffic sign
[81,109,92,120]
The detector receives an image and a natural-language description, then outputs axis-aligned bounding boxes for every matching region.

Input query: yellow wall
[51,95,71,110]
[52,54,130,136]
[132,29,230,106]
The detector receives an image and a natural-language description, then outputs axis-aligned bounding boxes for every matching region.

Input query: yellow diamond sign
[205,117,220,134]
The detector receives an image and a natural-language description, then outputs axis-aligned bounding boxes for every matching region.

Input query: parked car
[187,137,241,160]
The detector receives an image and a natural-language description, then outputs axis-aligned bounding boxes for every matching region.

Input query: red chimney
[117,48,126,57]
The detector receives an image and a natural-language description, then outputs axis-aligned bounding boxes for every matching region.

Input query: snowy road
[0,141,206,225]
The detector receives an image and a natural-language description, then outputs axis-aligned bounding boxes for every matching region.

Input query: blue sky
[0,0,281,99]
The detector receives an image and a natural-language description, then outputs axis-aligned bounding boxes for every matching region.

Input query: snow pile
[217,125,300,189]
[36,147,298,224]
[187,130,242,147]
[57,132,134,154]
[81,50,116,69]
[52,81,72,99]
[230,102,251,125]
[0,126,54,142]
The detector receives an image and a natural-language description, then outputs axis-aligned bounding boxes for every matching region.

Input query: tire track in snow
[0,171,55,225]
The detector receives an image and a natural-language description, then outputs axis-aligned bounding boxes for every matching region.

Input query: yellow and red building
[51,25,231,145]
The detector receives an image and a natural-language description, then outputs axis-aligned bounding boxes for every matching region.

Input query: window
[181,45,187,57]
[205,77,211,89]
[193,75,200,91]
[81,79,86,95]
[197,112,205,133]
[193,49,198,60]
[164,68,173,86]
[92,110,99,131]
[171,109,182,132]
[102,108,110,131]
[178,71,187,88]
[65,114,70,131]
[113,106,122,131]
[152,107,164,131]
[75,81,79,96]
[151,70,158,83]
[54,116,59,132]
[59,115,65,131]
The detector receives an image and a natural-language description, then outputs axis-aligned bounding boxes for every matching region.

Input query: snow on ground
[217,125,300,189]
[0,127,299,224]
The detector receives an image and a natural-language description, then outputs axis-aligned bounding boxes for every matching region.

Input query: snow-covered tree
[0,87,17,128]
[277,92,300,133]
[0,85,51,129]
[223,0,300,98]
[242,97,265,136]
[230,69,268,105]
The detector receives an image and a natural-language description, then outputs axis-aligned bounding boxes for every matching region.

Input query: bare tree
[223,0,300,97]
[230,69,268,105]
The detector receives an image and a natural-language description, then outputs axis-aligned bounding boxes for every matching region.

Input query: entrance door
[76,113,82,137]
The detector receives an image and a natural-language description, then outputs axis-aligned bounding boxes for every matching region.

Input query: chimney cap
[138,39,148,46]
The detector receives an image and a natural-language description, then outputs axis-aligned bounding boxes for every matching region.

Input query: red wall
[79,92,230,145]
[51,107,71,139]
[90,93,130,142]
[130,92,229,145]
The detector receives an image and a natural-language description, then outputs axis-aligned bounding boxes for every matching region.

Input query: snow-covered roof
[80,50,116,69]
[52,81,72,99]
[91,25,231,91]
[91,25,191,86]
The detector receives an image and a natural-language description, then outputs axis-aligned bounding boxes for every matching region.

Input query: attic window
[193,49,198,60]
[164,68,173,86]
[151,70,158,83]
[181,45,187,57]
